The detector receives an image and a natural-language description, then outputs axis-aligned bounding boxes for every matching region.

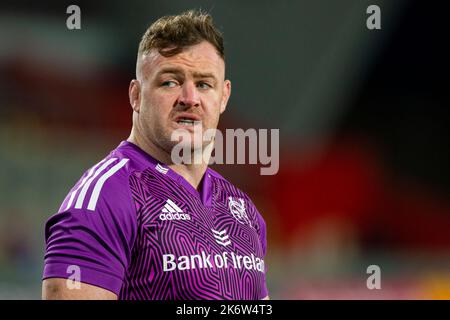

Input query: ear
[220,80,231,114]
[129,79,141,113]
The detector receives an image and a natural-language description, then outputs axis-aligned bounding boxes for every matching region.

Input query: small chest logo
[228,196,252,228]
[160,199,191,221]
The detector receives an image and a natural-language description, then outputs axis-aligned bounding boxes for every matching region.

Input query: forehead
[140,41,225,79]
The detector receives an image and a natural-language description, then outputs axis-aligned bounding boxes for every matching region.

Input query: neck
[127,129,212,190]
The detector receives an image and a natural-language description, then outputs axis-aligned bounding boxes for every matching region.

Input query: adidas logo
[211,228,231,246]
[155,163,168,174]
[64,157,129,212]
[160,199,191,221]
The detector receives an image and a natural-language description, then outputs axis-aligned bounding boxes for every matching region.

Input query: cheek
[205,96,223,119]
[142,93,172,119]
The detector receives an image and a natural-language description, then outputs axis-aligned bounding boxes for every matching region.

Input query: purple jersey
[43,141,268,299]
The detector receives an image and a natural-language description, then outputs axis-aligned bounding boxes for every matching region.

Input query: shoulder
[59,147,142,214]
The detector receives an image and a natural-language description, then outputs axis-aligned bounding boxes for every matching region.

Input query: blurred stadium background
[0,0,449,299]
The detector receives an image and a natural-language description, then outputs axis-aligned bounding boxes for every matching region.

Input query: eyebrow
[155,67,218,82]
[155,67,184,78]
[192,71,217,80]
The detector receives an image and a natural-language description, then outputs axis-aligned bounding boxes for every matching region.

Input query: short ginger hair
[138,10,225,60]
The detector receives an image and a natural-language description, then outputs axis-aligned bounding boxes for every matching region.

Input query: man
[42,10,269,300]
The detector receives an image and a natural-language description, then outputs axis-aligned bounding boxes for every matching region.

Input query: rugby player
[42,10,269,300]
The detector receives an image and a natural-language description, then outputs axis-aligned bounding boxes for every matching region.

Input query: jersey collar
[119,140,213,207]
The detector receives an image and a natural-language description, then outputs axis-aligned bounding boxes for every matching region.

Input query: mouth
[174,114,202,127]
[177,119,197,126]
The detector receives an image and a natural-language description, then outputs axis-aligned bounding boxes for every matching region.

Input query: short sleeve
[43,158,137,295]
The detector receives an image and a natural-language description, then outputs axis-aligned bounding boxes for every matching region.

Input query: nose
[178,81,200,108]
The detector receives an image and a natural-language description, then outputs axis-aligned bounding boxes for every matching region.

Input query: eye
[161,81,178,88]
[197,82,212,90]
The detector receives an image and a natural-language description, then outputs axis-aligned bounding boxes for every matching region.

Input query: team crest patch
[228,197,252,228]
